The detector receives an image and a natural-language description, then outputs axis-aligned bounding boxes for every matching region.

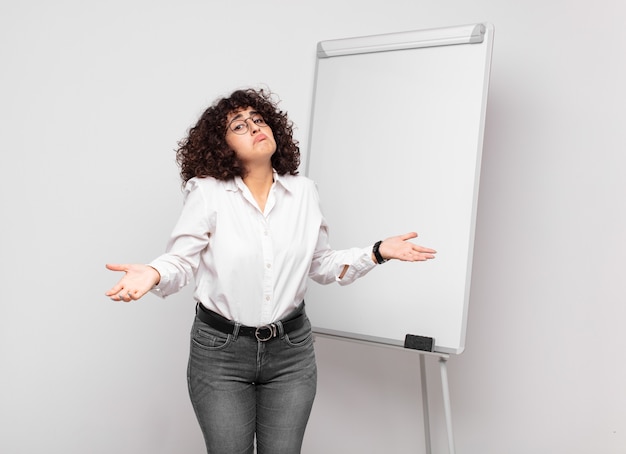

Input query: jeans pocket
[191,317,232,350]
[283,316,313,348]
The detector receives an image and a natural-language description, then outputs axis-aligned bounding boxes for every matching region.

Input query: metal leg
[419,354,432,454]
[439,357,456,454]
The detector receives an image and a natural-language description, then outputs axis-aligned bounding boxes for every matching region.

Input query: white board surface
[305,24,494,354]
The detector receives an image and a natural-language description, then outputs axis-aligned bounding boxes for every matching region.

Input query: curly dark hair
[175,88,300,184]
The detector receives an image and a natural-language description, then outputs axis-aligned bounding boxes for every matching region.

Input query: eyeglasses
[227,113,268,135]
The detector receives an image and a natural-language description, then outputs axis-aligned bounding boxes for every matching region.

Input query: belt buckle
[255,324,277,342]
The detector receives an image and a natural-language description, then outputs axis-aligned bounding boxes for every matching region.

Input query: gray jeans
[187,306,317,454]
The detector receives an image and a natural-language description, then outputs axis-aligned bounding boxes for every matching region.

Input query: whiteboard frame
[305,23,494,354]
[316,23,486,58]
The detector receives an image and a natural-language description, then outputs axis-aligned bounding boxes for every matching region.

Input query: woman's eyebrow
[230,110,259,122]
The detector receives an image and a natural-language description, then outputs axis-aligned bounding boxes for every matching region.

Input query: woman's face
[225,107,276,169]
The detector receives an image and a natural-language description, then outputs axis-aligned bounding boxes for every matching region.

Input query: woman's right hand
[105,263,161,302]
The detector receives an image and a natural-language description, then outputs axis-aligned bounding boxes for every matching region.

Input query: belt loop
[232,323,241,340]
[275,320,286,339]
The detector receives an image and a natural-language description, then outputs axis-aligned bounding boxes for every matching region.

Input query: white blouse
[150,172,376,326]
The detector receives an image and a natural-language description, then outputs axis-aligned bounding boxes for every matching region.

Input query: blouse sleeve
[307,217,377,286]
[149,179,214,298]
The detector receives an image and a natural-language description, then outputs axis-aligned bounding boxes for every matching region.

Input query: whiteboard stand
[437,355,456,454]
[315,333,456,454]
[410,351,457,454]
[418,352,456,454]
[307,22,494,454]
[419,355,433,454]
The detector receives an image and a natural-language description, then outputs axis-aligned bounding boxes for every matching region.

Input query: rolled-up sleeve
[308,220,377,286]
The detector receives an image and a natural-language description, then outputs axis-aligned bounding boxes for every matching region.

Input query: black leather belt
[195,302,306,342]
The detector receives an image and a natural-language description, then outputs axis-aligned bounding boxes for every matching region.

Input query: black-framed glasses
[227,113,268,135]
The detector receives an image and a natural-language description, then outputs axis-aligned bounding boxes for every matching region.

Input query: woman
[105,88,436,453]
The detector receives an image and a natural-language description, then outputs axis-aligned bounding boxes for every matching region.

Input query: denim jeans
[187,304,317,454]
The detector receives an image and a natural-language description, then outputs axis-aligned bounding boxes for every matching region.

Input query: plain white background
[1,1,624,453]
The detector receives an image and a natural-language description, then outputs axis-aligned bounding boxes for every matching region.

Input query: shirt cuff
[337,246,377,285]
[148,261,170,298]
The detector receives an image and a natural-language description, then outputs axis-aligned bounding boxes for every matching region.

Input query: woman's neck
[243,166,274,212]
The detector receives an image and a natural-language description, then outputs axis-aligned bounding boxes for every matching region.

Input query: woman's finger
[397,232,418,241]
[105,263,128,272]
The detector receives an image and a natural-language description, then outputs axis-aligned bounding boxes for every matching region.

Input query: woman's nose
[247,118,260,134]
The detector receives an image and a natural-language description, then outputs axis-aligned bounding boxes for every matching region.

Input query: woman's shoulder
[184,176,233,191]
[181,177,237,205]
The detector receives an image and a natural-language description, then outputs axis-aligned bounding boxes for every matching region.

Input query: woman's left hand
[377,232,436,262]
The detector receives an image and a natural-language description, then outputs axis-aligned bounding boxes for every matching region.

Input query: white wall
[1,1,625,453]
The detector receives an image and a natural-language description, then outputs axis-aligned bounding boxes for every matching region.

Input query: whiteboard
[305,23,494,354]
